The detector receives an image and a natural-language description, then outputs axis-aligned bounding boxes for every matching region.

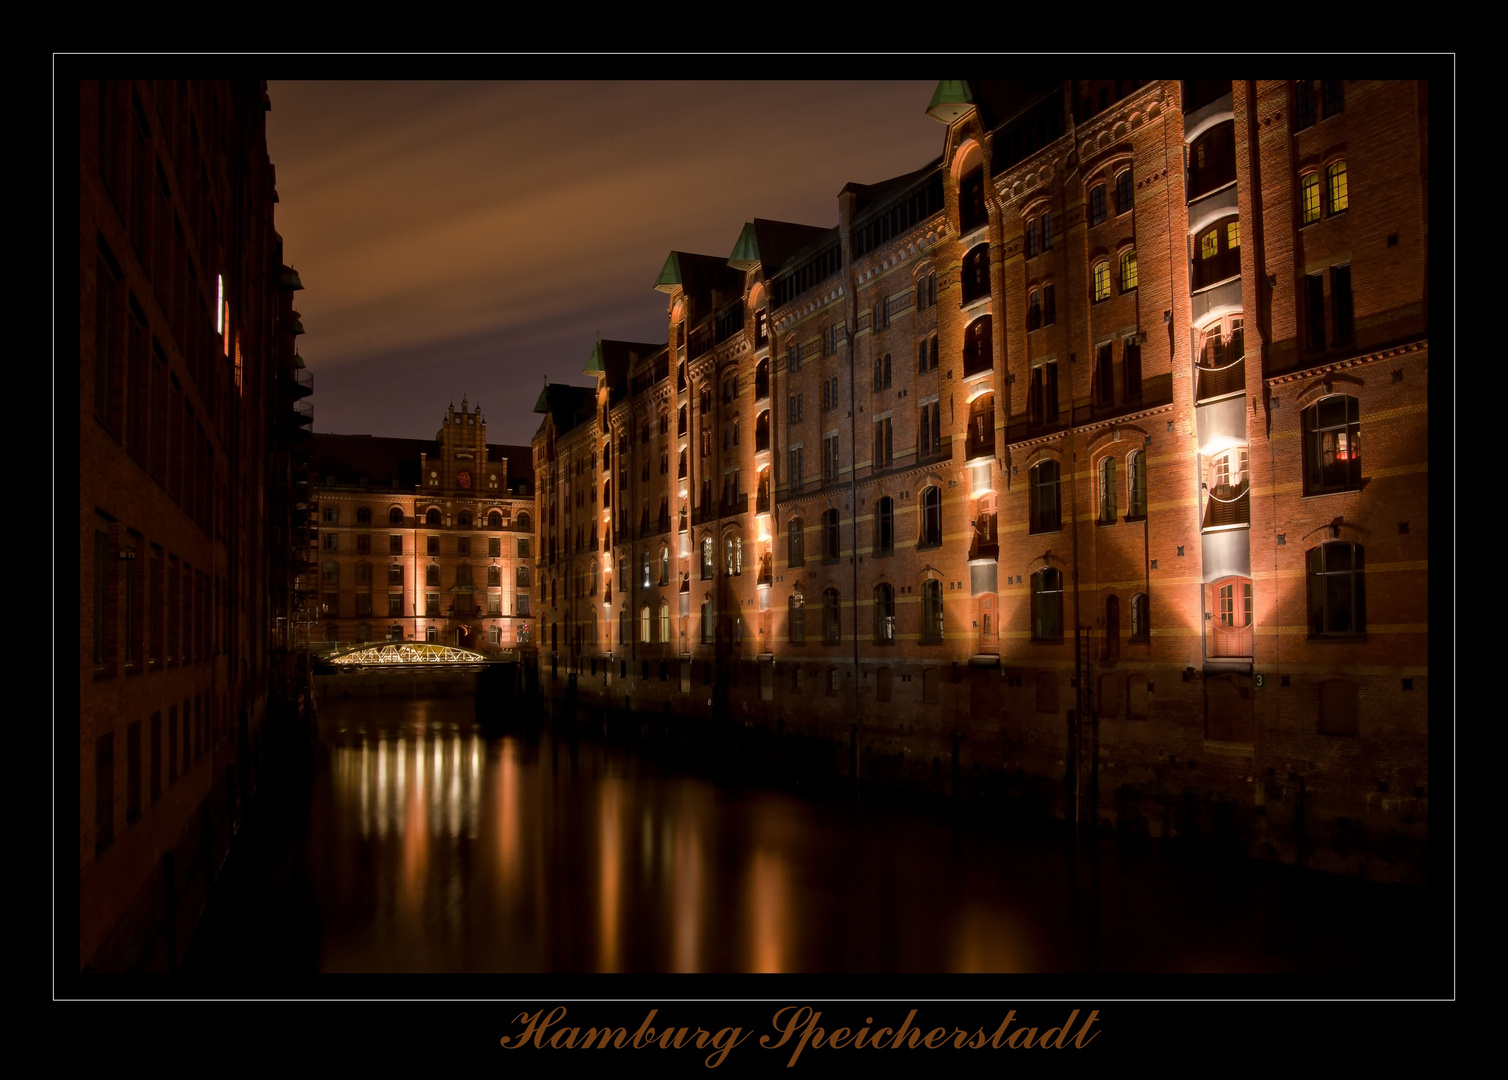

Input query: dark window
[1095,343,1114,407]
[874,583,895,643]
[823,588,842,644]
[1032,567,1064,641]
[1089,186,1106,226]
[789,594,805,643]
[788,517,804,567]
[1319,680,1359,736]
[1029,362,1060,427]
[1105,595,1121,658]
[1187,119,1236,200]
[875,498,894,555]
[1128,450,1148,518]
[1030,461,1061,533]
[126,720,141,823]
[873,416,893,468]
[95,733,114,853]
[921,580,944,643]
[1043,284,1055,326]
[1307,542,1366,636]
[1115,169,1133,215]
[1303,395,1361,494]
[1306,273,1327,349]
[1332,265,1353,342]
[1131,593,1150,641]
[1321,79,1344,119]
[823,509,840,560]
[1294,80,1315,130]
[1123,338,1143,400]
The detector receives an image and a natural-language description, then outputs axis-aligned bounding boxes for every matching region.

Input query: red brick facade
[532,80,1429,881]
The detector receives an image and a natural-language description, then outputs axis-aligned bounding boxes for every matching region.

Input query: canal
[183,692,1437,977]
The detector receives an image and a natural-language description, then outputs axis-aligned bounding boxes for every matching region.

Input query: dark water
[184,695,1435,977]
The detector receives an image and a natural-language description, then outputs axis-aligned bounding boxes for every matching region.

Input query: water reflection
[301,696,1425,975]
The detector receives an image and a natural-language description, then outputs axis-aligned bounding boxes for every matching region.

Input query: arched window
[660,600,670,645]
[1030,461,1060,533]
[962,243,990,303]
[1128,450,1148,519]
[921,580,944,643]
[788,592,805,643]
[659,409,669,436]
[659,544,670,586]
[640,605,651,643]
[874,583,895,643]
[701,536,715,579]
[389,507,404,525]
[919,487,942,547]
[966,394,994,460]
[1308,541,1365,636]
[1303,395,1361,494]
[1131,593,1150,642]
[962,315,992,377]
[723,534,742,577]
[873,352,892,391]
[822,509,840,560]
[458,510,472,528]
[1115,168,1134,215]
[755,359,769,400]
[701,598,713,644]
[1089,185,1107,226]
[1326,160,1348,214]
[489,510,502,527]
[1105,595,1121,658]
[788,517,804,567]
[1092,260,1110,302]
[426,508,441,526]
[1098,456,1118,524]
[1032,567,1063,641]
[517,511,531,532]
[875,498,894,555]
[356,507,371,525]
[1119,248,1138,292]
[823,588,841,644]
[756,410,770,451]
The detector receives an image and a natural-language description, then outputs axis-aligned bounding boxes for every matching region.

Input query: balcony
[1202,483,1251,530]
[291,399,314,428]
[1196,354,1245,402]
[286,366,314,399]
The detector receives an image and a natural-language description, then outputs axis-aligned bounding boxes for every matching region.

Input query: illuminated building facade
[532,78,1431,879]
[79,79,298,969]
[306,400,535,655]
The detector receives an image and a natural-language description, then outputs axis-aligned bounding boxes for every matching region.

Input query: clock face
[457,470,472,489]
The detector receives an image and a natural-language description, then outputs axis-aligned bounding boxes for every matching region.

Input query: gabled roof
[309,433,535,493]
[654,250,746,306]
[730,219,832,278]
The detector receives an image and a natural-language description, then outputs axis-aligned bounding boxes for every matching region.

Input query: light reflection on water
[303,696,1419,975]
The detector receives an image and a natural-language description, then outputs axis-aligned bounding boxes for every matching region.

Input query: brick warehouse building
[305,402,535,654]
[530,79,1431,881]
[78,80,311,969]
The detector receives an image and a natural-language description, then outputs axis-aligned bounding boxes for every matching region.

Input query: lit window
[1227,220,1240,250]
[640,605,651,643]
[1093,261,1110,302]
[1200,230,1219,260]
[1326,161,1348,214]
[1302,395,1361,495]
[1119,249,1138,292]
[1301,172,1321,225]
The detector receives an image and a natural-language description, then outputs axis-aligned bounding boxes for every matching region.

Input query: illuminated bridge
[325,643,513,668]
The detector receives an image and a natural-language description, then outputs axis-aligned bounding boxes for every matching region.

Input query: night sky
[264,81,944,447]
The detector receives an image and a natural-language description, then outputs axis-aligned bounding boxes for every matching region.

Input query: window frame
[1307,540,1366,638]
[1031,567,1064,642]
[1302,394,1361,495]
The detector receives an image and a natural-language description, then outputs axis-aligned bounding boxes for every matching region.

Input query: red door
[1208,577,1253,658]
